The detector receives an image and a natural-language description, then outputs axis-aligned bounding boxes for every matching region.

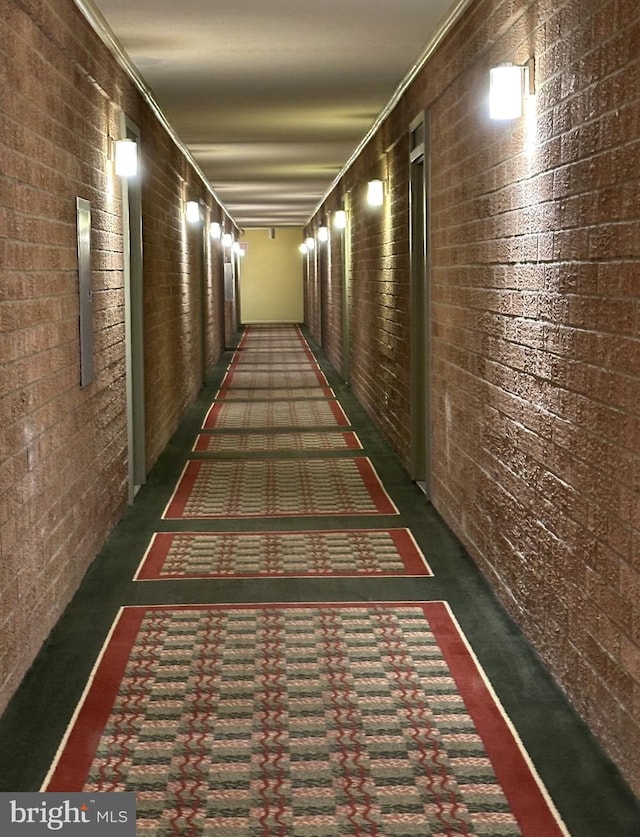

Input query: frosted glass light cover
[489,64,523,119]
[186,201,201,223]
[334,210,347,229]
[114,138,138,177]
[367,179,384,206]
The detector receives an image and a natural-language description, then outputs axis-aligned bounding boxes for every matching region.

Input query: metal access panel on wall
[76,197,94,387]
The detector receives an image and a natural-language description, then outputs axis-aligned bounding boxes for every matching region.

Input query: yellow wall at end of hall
[239,227,304,323]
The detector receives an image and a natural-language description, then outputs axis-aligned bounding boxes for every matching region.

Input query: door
[340,196,352,382]
[121,115,146,503]
[409,112,431,495]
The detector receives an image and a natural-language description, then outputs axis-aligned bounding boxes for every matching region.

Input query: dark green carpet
[0,327,638,836]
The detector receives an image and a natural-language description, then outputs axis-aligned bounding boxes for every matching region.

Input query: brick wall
[310,0,640,792]
[0,0,230,712]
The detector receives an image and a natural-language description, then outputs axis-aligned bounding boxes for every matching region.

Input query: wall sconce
[210,221,222,240]
[222,232,233,248]
[489,58,535,120]
[317,225,329,243]
[305,236,315,250]
[333,209,347,230]
[185,200,201,223]
[110,137,138,177]
[367,179,385,207]
[299,243,309,255]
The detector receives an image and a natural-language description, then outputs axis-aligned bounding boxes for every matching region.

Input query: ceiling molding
[73,0,238,228]
[308,0,475,222]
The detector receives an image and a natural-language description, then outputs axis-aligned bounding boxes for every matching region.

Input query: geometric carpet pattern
[214,386,335,400]
[203,399,350,430]
[220,370,329,389]
[232,350,317,364]
[134,530,433,579]
[163,458,399,519]
[193,430,362,453]
[43,602,568,836]
[8,323,586,836]
[229,360,319,371]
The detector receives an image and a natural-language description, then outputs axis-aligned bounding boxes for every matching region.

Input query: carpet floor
[44,603,564,836]
[163,458,398,519]
[134,529,432,580]
[0,324,638,836]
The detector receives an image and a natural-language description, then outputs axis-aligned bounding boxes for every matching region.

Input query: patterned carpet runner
[221,370,329,388]
[203,400,350,430]
[34,324,570,836]
[163,458,398,518]
[214,386,334,400]
[193,430,361,453]
[135,530,432,580]
[43,602,567,836]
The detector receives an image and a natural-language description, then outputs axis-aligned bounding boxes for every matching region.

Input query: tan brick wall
[0,0,229,711]
[311,0,640,792]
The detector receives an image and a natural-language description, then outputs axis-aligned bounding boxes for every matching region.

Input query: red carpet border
[43,602,568,837]
[134,529,432,580]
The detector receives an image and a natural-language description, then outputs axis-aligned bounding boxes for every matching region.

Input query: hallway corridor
[0,325,638,835]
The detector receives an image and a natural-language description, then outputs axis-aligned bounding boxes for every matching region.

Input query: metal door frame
[121,114,146,503]
[340,194,352,382]
[409,111,431,495]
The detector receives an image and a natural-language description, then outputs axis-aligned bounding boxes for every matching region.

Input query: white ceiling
[89,0,462,227]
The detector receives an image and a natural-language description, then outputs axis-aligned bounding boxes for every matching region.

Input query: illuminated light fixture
[334,209,347,230]
[367,179,384,207]
[317,225,329,243]
[232,241,242,254]
[210,221,222,239]
[114,138,138,177]
[299,243,308,255]
[305,236,315,250]
[489,58,535,120]
[221,232,233,247]
[185,200,201,223]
